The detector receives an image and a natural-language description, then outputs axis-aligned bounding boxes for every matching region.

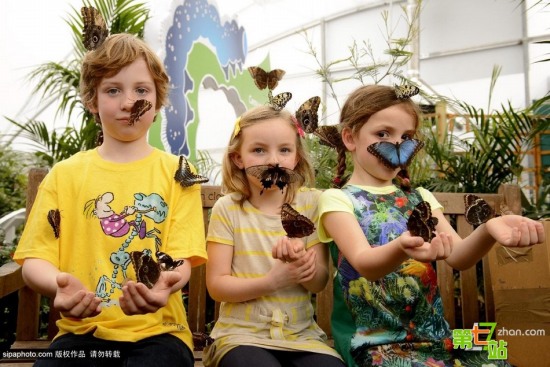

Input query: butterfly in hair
[464,194,496,226]
[130,250,184,289]
[394,84,420,99]
[245,164,302,195]
[281,203,315,238]
[313,125,344,150]
[295,96,320,133]
[174,156,209,187]
[407,201,438,242]
[47,209,61,239]
[367,139,424,170]
[81,6,109,51]
[128,99,152,126]
[268,90,292,111]
[248,66,286,90]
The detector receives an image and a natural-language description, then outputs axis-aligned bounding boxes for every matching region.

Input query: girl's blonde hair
[222,105,314,206]
[335,84,422,188]
[80,33,170,114]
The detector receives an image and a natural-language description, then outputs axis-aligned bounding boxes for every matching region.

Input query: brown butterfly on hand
[295,96,320,134]
[47,209,61,239]
[245,164,302,195]
[130,250,184,289]
[464,194,496,226]
[281,203,315,238]
[81,6,109,51]
[128,99,153,126]
[248,66,286,90]
[174,156,209,187]
[407,201,438,242]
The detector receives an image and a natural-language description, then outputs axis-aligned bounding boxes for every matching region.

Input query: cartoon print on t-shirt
[84,191,168,304]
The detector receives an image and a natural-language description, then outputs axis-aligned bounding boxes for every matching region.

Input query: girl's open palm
[486,215,545,247]
[400,231,453,262]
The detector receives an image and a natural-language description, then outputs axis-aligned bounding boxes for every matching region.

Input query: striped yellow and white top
[203,187,342,366]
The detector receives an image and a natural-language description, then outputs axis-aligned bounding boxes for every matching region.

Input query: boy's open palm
[486,215,545,247]
[400,231,453,262]
[54,272,102,319]
[120,271,183,315]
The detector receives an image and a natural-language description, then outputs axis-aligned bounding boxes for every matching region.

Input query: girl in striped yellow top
[203,105,344,367]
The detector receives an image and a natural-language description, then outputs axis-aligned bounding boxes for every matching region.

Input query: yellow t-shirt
[14,148,207,350]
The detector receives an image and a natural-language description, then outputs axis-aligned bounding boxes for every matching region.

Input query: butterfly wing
[248,66,269,90]
[266,69,286,90]
[367,142,401,169]
[464,194,495,226]
[156,251,185,271]
[281,203,315,238]
[313,125,344,150]
[130,251,160,289]
[192,332,215,351]
[394,84,420,99]
[295,96,320,133]
[396,139,424,168]
[407,201,437,242]
[268,91,292,111]
[245,164,302,194]
[174,156,209,187]
[81,6,109,51]
[47,209,61,239]
[128,99,152,126]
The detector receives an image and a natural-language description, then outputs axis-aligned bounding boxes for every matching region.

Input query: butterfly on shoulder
[407,201,439,242]
[394,84,420,99]
[128,99,152,126]
[281,203,315,238]
[464,194,496,226]
[248,66,286,91]
[245,164,303,195]
[156,251,185,271]
[81,6,109,51]
[367,139,424,170]
[130,250,185,289]
[174,156,209,187]
[313,125,344,150]
[268,90,292,111]
[295,96,320,133]
[47,209,61,239]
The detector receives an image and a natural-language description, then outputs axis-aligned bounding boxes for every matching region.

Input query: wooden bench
[0,168,521,365]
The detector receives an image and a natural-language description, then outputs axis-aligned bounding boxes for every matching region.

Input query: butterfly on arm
[130,250,185,289]
[47,209,61,239]
[128,100,152,126]
[407,201,438,242]
[174,156,209,187]
[81,6,109,51]
[281,203,315,238]
[367,139,424,170]
[464,194,496,226]
[245,164,303,195]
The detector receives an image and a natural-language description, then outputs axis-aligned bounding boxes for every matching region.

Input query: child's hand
[54,273,102,319]
[267,250,316,290]
[486,215,545,247]
[400,232,453,262]
[272,236,306,262]
[119,270,183,315]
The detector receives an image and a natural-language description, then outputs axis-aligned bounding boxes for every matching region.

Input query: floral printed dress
[329,185,511,367]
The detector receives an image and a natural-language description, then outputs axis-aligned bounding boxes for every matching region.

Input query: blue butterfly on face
[367,139,424,169]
